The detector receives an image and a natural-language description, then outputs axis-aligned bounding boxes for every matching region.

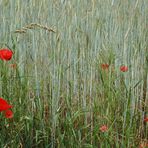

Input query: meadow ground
[0,0,148,147]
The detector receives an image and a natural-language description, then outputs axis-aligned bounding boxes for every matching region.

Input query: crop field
[0,0,147,147]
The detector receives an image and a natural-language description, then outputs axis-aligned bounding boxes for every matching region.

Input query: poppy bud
[120,65,128,72]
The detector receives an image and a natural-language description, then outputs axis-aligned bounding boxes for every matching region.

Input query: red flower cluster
[0,98,13,118]
[101,64,128,72]
[0,48,13,61]
[0,48,14,119]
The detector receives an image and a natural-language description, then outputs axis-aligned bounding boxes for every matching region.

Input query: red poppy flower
[100,125,108,132]
[0,98,12,112]
[144,117,148,122]
[101,64,109,70]
[120,66,128,72]
[4,110,13,118]
[0,48,13,61]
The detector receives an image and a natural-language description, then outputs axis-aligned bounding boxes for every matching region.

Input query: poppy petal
[4,110,13,118]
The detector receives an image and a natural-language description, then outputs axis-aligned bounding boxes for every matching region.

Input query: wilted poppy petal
[144,117,148,122]
[9,63,17,69]
[101,64,109,70]
[139,143,148,148]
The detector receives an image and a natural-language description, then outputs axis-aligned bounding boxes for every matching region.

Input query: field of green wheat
[0,0,148,147]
